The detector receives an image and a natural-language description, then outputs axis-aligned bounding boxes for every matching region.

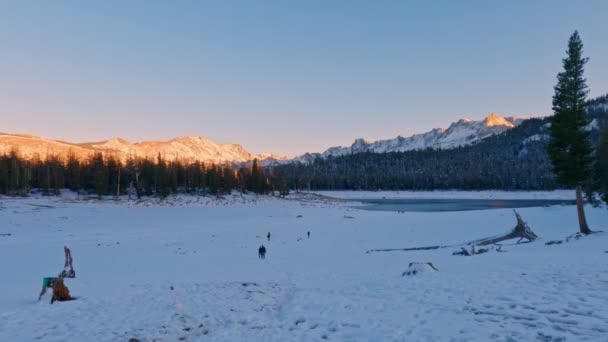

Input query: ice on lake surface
[352,198,576,212]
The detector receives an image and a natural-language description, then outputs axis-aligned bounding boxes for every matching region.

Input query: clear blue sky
[1,1,607,156]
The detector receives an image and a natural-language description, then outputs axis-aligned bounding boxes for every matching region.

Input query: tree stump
[402,262,439,276]
[58,246,75,278]
[51,278,74,304]
[473,210,538,246]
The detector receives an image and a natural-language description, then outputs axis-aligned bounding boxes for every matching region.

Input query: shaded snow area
[0,193,607,341]
[311,190,576,200]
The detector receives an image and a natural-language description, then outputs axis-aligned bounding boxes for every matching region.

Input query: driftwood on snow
[366,245,447,253]
[402,262,439,276]
[58,246,75,278]
[467,210,537,246]
[367,210,538,254]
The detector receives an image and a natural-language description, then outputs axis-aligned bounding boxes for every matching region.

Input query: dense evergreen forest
[0,152,283,198]
[273,118,556,191]
[273,99,607,193]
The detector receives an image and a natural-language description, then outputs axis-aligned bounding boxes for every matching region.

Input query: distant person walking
[258,245,266,259]
[267,232,271,241]
[307,231,310,239]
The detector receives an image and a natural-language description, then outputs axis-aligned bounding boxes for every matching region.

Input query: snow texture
[0,191,607,341]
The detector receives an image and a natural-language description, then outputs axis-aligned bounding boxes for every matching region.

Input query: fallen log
[366,245,449,253]
[452,247,471,256]
[367,210,538,254]
[470,210,537,246]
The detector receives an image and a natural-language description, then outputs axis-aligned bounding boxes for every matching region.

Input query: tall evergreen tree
[547,31,593,234]
[9,149,21,195]
[65,152,81,191]
[250,159,266,194]
[89,153,108,196]
[156,153,170,199]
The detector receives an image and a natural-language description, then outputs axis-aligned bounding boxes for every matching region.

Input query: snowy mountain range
[0,134,288,164]
[293,113,524,163]
[0,113,525,164]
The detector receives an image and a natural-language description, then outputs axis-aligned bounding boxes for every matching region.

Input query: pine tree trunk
[576,185,592,235]
[116,166,121,197]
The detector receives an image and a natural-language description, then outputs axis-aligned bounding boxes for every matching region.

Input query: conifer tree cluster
[595,111,608,203]
[273,118,557,191]
[0,151,274,198]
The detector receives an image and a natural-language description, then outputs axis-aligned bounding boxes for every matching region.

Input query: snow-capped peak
[298,113,520,162]
[91,137,132,150]
[485,113,515,128]
[0,133,288,164]
[0,113,530,166]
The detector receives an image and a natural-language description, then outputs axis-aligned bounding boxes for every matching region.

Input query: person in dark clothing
[267,232,271,241]
[307,231,310,239]
[258,245,266,259]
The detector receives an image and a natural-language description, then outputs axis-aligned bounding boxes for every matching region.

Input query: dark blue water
[352,198,575,212]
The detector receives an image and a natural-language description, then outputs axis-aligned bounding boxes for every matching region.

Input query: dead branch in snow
[58,246,75,278]
[367,210,538,254]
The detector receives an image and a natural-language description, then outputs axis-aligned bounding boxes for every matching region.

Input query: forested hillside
[273,95,607,191]
[274,118,554,190]
[1,96,606,196]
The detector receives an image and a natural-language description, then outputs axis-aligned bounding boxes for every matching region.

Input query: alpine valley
[1,111,598,165]
[1,95,606,191]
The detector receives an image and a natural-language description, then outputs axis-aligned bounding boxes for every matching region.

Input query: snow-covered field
[0,192,607,341]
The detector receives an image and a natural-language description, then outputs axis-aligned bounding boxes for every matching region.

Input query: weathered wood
[50,278,74,304]
[414,262,439,271]
[474,210,537,246]
[576,185,592,235]
[59,246,75,278]
[367,245,448,254]
[368,210,538,254]
[452,247,471,256]
[402,262,439,276]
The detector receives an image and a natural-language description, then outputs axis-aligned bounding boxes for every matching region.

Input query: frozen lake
[353,198,576,212]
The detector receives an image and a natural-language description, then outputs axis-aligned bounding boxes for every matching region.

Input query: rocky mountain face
[273,117,558,191]
[1,113,524,165]
[3,105,603,166]
[0,134,287,164]
[293,113,524,164]
[272,96,608,191]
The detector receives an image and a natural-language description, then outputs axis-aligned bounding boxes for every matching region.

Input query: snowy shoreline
[310,189,576,200]
[0,192,606,341]
[0,189,578,206]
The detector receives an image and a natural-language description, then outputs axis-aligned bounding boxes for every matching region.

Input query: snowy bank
[311,189,576,200]
[0,194,606,341]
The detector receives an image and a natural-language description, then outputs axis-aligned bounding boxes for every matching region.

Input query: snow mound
[402,262,439,276]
